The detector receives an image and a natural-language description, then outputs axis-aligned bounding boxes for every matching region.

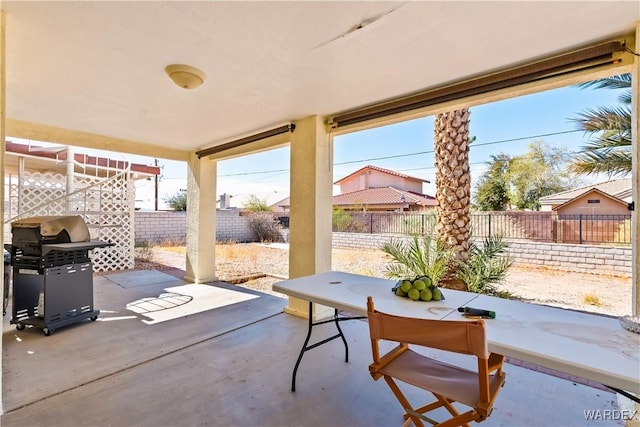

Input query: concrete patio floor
[1,269,624,426]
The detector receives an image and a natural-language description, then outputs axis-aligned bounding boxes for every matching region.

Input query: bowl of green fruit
[391,276,444,302]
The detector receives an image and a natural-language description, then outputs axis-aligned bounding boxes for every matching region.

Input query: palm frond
[618,91,631,105]
[569,149,632,177]
[572,106,631,133]
[576,74,631,91]
[569,96,631,176]
[381,238,414,279]
[380,235,454,285]
[579,132,631,149]
[454,235,512,297]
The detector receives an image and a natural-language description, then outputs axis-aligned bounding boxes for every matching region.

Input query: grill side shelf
[41,241,113,256]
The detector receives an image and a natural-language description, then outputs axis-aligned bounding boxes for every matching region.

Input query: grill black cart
[5,216,112,336]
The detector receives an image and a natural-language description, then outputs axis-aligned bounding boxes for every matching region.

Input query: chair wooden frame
[367,297,506,427]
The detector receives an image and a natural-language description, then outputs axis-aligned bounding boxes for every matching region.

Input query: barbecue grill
[5,215,112,336]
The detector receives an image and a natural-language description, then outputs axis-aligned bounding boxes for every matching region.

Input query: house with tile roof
[539,178,632,215]
[272,165,436,212]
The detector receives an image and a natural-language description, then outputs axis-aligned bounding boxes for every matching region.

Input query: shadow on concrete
[1,269,622,426]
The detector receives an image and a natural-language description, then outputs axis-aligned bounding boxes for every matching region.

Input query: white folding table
[442,294,640,401]
[273,271,640,402]
[272,271,479,391]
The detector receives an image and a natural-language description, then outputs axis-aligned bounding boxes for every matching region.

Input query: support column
[633,23,639,316]
[620,23,640,427]
[1,9,6,416]
[184,152,217,283]
[286,116,333,319]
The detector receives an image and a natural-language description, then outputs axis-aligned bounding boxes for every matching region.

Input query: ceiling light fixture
[165,64,206,90]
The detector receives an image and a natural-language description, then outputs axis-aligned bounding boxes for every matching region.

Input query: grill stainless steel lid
[7,215,111,268]
[11,215,90,243]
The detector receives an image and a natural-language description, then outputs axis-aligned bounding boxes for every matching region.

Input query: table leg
[608,386,640,404]
[291,302,314,392]
[334,308,349,363]
[290,301,365,392]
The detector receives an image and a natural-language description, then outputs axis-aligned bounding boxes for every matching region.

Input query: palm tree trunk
[434,109,471,266]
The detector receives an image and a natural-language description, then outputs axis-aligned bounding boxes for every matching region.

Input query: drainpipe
[154,158,159,211]
[66,146,75,215]
[18,156,24,214]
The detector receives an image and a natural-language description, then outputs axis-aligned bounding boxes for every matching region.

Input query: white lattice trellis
[5,170,135,272]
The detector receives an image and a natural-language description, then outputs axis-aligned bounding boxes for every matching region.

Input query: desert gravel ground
[145,243,633,317]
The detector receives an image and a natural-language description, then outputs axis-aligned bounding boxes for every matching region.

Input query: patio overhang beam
[6,119,189,161]
[329,38,631,130]
[196,124,295,159]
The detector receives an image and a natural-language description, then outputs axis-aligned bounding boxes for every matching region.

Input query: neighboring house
[539,179,632,215]
[217,193,234,209]
[271,165,436,212]
[271,199,290,213]
[332,187,435,212]
[538,179,632,245]
[335,164,425,194]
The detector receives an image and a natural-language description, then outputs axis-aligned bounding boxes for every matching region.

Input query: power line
[472,129,580,148]
[397,147,587,174]
[219,168,289,177]
[334,129,582,166]
[218,129,582,177]
[396,162,486,173]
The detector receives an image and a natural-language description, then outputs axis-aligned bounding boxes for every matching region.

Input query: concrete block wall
[135,215,632,277]
[332,232,632,277]
[135,211,187,243]
[332,231,409,250]
[135,210,254,244]
[216,210,253,243]
[506,241,632,277]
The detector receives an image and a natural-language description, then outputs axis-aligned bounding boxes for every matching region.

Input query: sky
[9,79,627,210]
[150,79,625,210]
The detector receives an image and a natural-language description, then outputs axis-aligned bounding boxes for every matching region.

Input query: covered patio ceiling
[2,1,639,156]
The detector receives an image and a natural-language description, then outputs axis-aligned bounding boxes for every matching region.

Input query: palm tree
[569,74,631,177]
[434,109,472,263]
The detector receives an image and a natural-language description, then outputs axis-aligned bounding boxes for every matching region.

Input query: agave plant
[455,234,513,297]
[380,234,455,287]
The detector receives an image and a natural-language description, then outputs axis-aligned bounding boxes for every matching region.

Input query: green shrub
[332,209,368,232]
[247,212,283,243]
[454,235,513,297]
[163,191,187,211]
[157,238,186,247]
[400,213,436,235]
[381,233,513,298]
[243,195,272,212]
[134,240,156,261]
